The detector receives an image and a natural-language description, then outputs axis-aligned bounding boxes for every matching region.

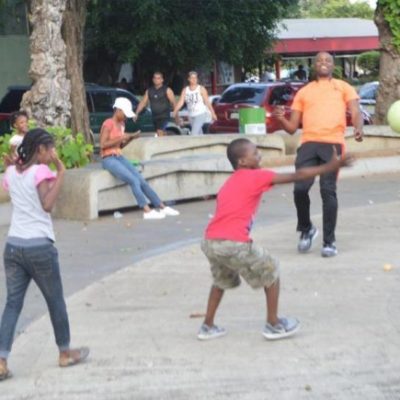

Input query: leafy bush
[357,51,380,75]
[0,134,12,173]
[0,124,93,173]
[45,126,93,169]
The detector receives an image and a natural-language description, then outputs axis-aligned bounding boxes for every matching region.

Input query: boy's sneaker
[298,225,318,253]
[161,206,180,216]
[262,317,300,340]
[197,324,226,341]
[143,209,166,220]
[321,243,338,258]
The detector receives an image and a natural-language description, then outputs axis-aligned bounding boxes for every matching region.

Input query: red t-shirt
[205,169,276,242]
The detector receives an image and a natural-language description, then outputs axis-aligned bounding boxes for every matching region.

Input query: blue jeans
[102,155,162,209]
[0,242,70,358]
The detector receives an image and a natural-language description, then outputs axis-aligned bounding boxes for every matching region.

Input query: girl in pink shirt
[0,129,89,380]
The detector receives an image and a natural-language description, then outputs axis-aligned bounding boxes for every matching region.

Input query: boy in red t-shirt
[198,138,352,341]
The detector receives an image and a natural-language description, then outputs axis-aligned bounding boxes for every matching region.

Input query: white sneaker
[161,206,180,216]
[143,209,166,220]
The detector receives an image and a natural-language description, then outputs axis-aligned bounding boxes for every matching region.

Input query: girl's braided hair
[17,128,55,167]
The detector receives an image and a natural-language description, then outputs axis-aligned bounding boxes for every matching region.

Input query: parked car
[0,84,188,139]
[209,81,372,134]
[208,81,304,134]
[359,81,378,115]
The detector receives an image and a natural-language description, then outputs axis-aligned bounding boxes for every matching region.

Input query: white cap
[113,97,135,118]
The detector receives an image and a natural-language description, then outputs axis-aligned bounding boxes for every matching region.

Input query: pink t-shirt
[205,169,276,242]
[3,164,57,241]
[100,118,124,158]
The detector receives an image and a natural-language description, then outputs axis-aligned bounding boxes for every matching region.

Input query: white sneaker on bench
[143,209,165,220]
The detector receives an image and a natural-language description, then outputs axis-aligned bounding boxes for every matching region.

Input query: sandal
[0,359,11,381]
[59,346,90,368]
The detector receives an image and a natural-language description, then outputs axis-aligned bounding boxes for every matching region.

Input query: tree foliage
[292,0,374,19]
[357,51,380,75]
[378,0,400,50]
[374,0,400,124]
[85,0,297,82]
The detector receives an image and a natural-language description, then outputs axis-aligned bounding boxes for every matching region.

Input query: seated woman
[100,97,179,220]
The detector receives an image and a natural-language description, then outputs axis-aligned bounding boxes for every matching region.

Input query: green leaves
[294,0,374,19]
[45,127,93,169]
[379,0,400,50]
[85,0,298,73]
[357,51,380,75]
[0,125,93,172]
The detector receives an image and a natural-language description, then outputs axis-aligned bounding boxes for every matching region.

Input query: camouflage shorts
[201,239,279,290]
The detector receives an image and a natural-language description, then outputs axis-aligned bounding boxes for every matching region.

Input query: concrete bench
[53,155,233,220]
[122,133,286,161]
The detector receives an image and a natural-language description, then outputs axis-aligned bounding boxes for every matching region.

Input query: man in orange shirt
[274,52,364,257]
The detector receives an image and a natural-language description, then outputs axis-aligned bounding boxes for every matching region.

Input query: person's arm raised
[272,106,302,135]
[37,149,65,212]
[272,147,354,185]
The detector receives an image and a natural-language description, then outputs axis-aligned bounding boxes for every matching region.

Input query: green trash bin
[239,107,266,135]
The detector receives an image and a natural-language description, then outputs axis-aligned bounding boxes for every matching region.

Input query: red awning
[274,37,379,56]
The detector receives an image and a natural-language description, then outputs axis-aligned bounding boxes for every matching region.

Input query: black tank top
[148,85,170,117]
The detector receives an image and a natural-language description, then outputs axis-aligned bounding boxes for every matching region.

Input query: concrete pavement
[1,197,400,399]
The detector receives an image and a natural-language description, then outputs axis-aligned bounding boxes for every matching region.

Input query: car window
[86,93,94,113]
[268,86,294,106]
[91,91,113,112]
[219,86,266,105]
[0,89,26,112]
[359,85,377,100]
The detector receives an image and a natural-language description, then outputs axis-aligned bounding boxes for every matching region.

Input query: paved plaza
[0,173,399,399]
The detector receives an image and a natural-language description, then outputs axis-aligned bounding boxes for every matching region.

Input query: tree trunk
[374,4,400,124]
[22,0,71,127]
[62,0,91,142]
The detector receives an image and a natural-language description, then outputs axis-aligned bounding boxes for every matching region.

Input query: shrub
[357,51,380,75]
[0,124,93,173]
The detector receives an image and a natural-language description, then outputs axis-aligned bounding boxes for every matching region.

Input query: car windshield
[359,83,378,100]
[219,86,266,105]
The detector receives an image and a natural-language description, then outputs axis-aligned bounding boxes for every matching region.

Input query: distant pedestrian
[100,97,180,220]
[0,129,89,381]
[198,138,352,341]
[274,52,364,257]
[136,72,176,137]
[294,65,307,81]
[9,111,29,155]
[173,71,217,135]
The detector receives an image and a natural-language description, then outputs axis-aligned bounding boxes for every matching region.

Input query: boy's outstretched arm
[272,147,354,185]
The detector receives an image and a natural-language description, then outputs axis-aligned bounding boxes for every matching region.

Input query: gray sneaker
[321,243,338,257]
[197,324,226,341]
[262,317,300,340]
[298,226,318,253]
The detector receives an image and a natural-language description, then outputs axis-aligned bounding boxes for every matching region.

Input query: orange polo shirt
[100,118,124,158]
[291,79,359,145]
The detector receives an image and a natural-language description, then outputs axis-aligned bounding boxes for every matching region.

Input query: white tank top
[5,165,55,241]
[185,85,207,117]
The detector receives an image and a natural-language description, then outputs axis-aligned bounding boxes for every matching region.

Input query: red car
[209,82,304,134]
[209,81,372,134]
